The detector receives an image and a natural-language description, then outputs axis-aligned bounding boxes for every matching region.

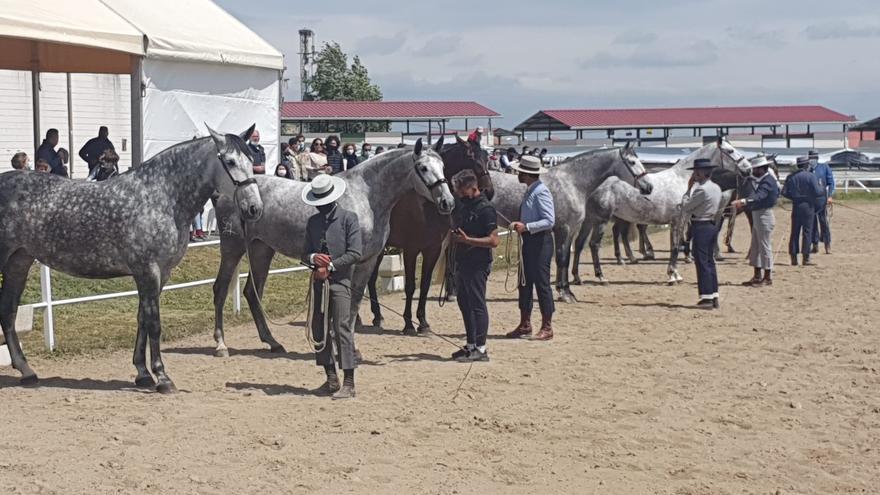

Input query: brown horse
[367,136,491,334]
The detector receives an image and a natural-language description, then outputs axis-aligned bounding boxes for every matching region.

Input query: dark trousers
[519,231,555,316]
[812,203,831,246]
[789,202,814,256]
[692,221,719,299]
[311,281,356,370]
[455,262,491,347]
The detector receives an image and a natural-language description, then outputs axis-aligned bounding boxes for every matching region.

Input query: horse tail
[433,232,452,285]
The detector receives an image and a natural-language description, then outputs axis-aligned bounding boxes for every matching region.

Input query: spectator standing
[374,146,385,155]
[360,143,373,161]
[520,145,530,158]
[342,143,360,171]
[308,138,330,179]
[325,135,344,174]
[37,128,68,177]
[248,129,266,174]
[78,126,115,174]
[274,163,293,179]
[35,158,50,173]
[10,152,29,170]
[500,147,517,173]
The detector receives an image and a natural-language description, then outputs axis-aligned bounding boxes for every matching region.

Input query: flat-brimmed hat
[808,150,819,157]
[301,174,346,206]
[796,156,810,168]
[686,158,715,170]
[511,155,549,175]
[749,155,773,169]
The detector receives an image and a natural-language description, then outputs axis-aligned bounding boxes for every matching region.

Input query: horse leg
[348,256,379,362]
[639,224,655,260]
[588,224,608,284]
[724,211,737,253]
[416,244,441,333]
[401,248,418,335]
[554,228,575,303]
[0,250,38,385]
[667,225,683,284]
[611,220,624,265]
[571,222,590,286]
[366,253,384,327]
[134,265,175,393]
[211,240,245,357]
[620,221,637,264]
[242,240,285,353]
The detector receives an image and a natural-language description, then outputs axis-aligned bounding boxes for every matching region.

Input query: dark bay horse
[366,136,491,334]
[0,126,263,393]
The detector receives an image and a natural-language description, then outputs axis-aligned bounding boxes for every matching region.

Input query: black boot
[803,254,815,266]
[333,369,356,400]
[790,254,798,266]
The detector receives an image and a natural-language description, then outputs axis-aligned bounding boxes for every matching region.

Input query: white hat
[301,174,346,206]
[475,126,484,133]
[749,155,772,169]
[511,155,548,175]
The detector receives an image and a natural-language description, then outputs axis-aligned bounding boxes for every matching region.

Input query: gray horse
[0,126,263,393]
[210,139,454,357]
[575,138,751,284]
[487,144,652,302]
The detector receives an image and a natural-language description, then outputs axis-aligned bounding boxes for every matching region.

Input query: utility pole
[298,29,316,101]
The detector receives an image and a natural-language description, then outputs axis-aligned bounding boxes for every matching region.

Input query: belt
[692,219,715,224]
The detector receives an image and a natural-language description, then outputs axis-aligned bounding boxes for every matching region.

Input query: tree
[306,42,387,133]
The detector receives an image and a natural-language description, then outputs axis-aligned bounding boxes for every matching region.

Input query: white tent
[0,0,283,167]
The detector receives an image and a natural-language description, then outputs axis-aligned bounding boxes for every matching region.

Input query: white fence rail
[27,239,310,352]
[837,177,879,193]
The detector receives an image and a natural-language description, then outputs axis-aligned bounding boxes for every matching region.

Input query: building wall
[848,130,876,148]
[0,70,132,178]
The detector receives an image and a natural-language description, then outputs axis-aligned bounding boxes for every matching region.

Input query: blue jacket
[520,180,555,233]
[37,140,66,177]
[744,173,780,211]
[781,169,823,206]
[811,162,835,197]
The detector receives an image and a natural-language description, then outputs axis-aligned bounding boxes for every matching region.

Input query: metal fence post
[233,262,241,315]
[39,264,55,351]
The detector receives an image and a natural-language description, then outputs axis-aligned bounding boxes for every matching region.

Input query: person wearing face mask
[248,129,266,174]
[733,155,780,287]
[506,155,556,341]
[449,169,500,362]
[808,150,834,254]
[360,142,373,162]
[301,174,363,399]
[342,143,360,171]
[324,135,344,174]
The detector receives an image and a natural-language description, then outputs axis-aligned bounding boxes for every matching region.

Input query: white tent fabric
[0,0,144,56]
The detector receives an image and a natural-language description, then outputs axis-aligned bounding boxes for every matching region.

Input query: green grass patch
[833,191,880,202]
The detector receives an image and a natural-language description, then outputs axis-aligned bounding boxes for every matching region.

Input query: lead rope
[304,277,330,353]
[496,211,526,292]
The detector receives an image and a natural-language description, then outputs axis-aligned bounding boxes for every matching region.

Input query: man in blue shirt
[733,155,780,286]
[808,150,834,254]
[506,155,556,341]
[782,156,824,266]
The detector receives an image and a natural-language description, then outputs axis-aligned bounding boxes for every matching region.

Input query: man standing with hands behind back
[506,155,556,341]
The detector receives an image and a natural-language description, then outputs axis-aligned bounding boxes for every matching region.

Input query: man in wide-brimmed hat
[682,158,723,309]
[782,156,824,266]
[301,174,363,399]
[733,155,780,286]
[506,155,556,340]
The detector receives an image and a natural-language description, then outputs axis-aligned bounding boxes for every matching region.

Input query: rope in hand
[496,211,526,293]
[303,276,330,353]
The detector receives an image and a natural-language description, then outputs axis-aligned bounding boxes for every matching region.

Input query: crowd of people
[487,145,550,173]
[270,134,406,181]
[10,126,118,180]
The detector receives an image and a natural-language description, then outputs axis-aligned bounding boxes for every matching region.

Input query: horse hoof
[135,375,156,388]
[598,278,610,286]
[156,381,178,395]
[20,374,38,386]
[213,347,230,358]
[615,259,624,265]
[372,318,384,328]
[402,326,417,336]
[643,254,655,261]
[417,324,431,334]
[269,345,287,354]
[571,278,583,286]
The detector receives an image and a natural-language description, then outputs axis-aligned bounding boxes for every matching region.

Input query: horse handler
[301,174,363,399]
[681,158,723,309]
[507,155,556,340]
[733,155,780,286]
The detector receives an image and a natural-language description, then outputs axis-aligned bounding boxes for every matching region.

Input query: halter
[413,154,448,191]
[217,152,258,188]
[619,148,648,181]
[714,141,749,177]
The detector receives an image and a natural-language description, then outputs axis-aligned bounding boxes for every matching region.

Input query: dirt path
[2,204,879,494]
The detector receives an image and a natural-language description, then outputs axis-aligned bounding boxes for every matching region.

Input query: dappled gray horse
[0,126,263,393]
[488,144,652,302]
[210,140,454,357]
[575,138,750,284]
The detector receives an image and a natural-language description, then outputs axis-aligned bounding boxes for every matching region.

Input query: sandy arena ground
[1,203,879,494]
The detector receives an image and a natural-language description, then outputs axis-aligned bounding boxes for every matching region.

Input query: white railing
[28,239,310,352]
[837,177,879,193]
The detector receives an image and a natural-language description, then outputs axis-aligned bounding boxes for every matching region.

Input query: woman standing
[307,138,330,180]
[342,143,360,171]
[733,155,780,286]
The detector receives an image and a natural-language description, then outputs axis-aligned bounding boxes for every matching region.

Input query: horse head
[621,142,653,195]
[414,138,455,215]
[716,137,751,177]
[446,135,494,199]
[206,123,264,222]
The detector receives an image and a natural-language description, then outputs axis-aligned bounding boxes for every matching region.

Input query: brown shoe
[532,315,553,341]
[315,377,340,396]
[741,278,762,287]
[824,244,832,255]
[505,311,533,338]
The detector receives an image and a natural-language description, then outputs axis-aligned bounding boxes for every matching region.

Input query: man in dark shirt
[248,129,266,174]
[37,128,67,177]
[78,126,115,174]
[301,174,363,399]
[324,135,344,174]
[450,169,499,362]
[782,156,824,266]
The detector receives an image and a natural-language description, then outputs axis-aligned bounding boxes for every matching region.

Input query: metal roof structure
[281,101,500,122]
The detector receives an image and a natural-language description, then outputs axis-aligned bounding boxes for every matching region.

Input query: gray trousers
[311,281,357,370]
[748,208,775,270]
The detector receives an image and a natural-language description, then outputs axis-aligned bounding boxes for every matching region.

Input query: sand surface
[1,203,879,494]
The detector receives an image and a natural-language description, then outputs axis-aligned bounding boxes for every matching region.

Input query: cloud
[410,34,463,56]
[726,26,788,46]
[355,31,408,56]
[803,20,880,40]
[612,31,657,45]
[581,41,718,69]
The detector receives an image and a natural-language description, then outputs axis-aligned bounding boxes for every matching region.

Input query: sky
[215,0,880,128]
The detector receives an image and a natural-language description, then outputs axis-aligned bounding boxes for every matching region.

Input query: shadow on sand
[0,375,153,393]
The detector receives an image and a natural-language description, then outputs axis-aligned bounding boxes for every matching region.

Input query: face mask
[316,203,335,215]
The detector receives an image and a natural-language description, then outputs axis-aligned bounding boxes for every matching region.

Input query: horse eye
[421,166,428,172]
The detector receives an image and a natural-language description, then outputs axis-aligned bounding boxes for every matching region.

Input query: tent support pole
[30,41,41,154]
[66,73,74,177]
[130,56,144,167]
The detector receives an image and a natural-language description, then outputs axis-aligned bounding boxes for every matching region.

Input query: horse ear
[205,124,226,151]
[433,135,444,152]
[240,123,257,141]
[414,138,423,156]
[455,134,466,145]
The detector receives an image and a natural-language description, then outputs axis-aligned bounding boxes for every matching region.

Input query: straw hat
[749,155,773,169]
[511,155,549,175]
[301,174,346,206]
